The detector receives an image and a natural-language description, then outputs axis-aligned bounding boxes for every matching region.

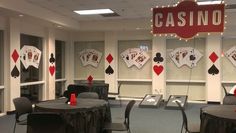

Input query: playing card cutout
[209,52,218,63]
[169,47,202,68]
[225,46,236,67]
[49,65,55,76]
[11,65,20,78]
[12,49,19,63]
[20,45,42,69]
[87,75,93,83]
[105,65,114,75]
[106,54,113,63]
[208,64,219,75]
[79,49,102,67]
[121,48,150,69]
[49,53,55,64]
[153,52,164,63]
[153,65,164,75]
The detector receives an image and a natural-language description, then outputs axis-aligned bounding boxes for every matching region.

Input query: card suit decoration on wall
[209,52,218,63]
[87,75,93,83]
[49,65,55,76]
[153,65,164,75]
[105,65,114,75]
[49,53,55,64]
[11,65,20,78]
[12,49,19,63]
[106,54,113,63]
[208,64,219,75]
[153,52,164,63]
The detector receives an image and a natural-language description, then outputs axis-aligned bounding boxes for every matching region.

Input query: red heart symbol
[153,65,163,75]
[49,65,55,76]
[234,89,236,97]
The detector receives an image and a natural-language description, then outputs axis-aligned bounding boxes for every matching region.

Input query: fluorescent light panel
[197,0,222,5]
[74,9,114,15]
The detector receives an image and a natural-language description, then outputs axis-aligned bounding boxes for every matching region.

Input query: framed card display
[165,95,188,110]
[139,94,163,108]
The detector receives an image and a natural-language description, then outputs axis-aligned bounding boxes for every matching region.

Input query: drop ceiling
[0,0,236,31]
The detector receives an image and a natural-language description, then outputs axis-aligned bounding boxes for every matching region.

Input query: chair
[13,97,33,133]
[175,101,200,133]
[27,112,66,133]
[103,100,136,133]
[108,83,122,107]
[222,84,236,105]
[77,92,99,99]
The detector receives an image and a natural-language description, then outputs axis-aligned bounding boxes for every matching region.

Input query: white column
[65,32,75,87]
[206,34,222,102]
[9,18,21,110]
[152,36,166,99]
[104,32,117,93]
[46,28,55,100]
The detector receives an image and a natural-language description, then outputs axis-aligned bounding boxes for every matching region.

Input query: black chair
[27,112,66,133]
[77,92,99,99]
[222,84,236,105]
[103,100,136,133]
[13,97,33,133]
[175,101,200,133]
[108,83,122,107]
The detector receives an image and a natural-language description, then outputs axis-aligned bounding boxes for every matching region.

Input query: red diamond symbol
[87,75,93,83]
[209,52,218,63]
[106,54,113,64]
[12,49,19,63]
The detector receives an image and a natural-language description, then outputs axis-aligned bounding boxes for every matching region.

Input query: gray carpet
[0,100,207,133]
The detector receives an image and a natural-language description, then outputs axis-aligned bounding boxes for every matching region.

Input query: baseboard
[207,101,220,104]
[6,110,15,115]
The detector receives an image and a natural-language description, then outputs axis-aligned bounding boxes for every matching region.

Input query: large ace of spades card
[226,46,236,67]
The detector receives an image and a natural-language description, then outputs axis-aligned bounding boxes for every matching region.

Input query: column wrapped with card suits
[9,18,21,110]
[104,32,117,94]
[46,28,55,100]
[206,34,222,102]
[152,36,166,99]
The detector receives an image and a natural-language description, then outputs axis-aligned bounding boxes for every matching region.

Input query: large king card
[133,51,150,69]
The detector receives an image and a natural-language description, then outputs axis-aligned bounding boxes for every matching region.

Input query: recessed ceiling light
[19,14,24,17]
[73,9,114,15]
[197,0,222,5]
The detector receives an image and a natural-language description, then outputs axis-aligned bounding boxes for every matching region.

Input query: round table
[200,105,236,133]
[35,98,111,133]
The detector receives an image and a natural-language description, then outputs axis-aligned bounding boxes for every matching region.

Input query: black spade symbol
[105,65,114,75]
[190,55,196,61]
[126,55,129,60]
[208,64,219,75]
[49,53,55,64]
[153,52,164,63]
[11,65,20,78]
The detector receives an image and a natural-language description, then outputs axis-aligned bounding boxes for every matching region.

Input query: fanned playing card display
[226,46,236,67]
[79,49,102,67]
[169,47,203,68]
[120,48,150,69]
[20,45,42,69]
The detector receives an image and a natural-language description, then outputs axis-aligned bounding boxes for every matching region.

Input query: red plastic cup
[70,93,77,106]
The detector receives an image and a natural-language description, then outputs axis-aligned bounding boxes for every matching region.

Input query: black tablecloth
[34,98,111,133]
[200,105,236,133]
[68,83,109,101]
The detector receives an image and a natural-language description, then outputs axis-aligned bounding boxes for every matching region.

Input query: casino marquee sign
[152,0,225,39]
